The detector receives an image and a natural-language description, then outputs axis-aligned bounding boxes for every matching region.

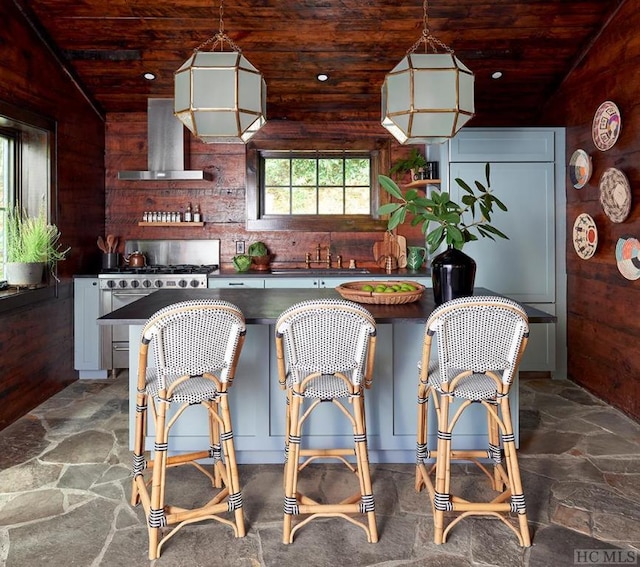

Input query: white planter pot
[5,262,44,286]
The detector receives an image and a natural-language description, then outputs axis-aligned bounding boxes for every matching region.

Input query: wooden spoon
[97,236,108,254]
[106,234,115,253]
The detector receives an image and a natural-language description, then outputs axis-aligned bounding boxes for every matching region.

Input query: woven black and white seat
[275,298,378,544]
[414,295,531,546]
[130,299,247,560]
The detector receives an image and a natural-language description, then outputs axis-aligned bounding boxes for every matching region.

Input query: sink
[271,268,370,276]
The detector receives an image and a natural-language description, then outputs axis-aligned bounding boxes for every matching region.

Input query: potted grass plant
[5,204,70,286]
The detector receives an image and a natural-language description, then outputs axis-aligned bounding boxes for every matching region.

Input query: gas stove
[99,239,221,290]
[97,239,221,373]
[99,264,218,289]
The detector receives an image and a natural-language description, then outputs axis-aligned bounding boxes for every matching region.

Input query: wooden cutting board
[396,235,407,268]
[373,232,402,268]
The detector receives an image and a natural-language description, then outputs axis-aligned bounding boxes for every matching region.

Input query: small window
[263,152,371,216]
[246,139,390,232]
[0,129,16,279]
[0,102,55,283]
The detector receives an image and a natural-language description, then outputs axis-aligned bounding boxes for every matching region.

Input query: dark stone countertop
[73,267,431,279]
[214,267,431,278]
[98,287,556,326]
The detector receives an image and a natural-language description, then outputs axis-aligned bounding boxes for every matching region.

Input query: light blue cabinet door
[128,319,524,462]
[449,161,555,304]
[73,278,107,378]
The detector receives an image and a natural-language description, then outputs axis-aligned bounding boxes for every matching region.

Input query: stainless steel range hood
[117,98,213,181]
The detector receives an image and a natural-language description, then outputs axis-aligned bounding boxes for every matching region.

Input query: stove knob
[142,279,152,288]
[178,279,188,288]
[118,280,127,288]
[154,280,163,288]
[130,280,140,288]
[190,279,201,288]
[106,280,116,288]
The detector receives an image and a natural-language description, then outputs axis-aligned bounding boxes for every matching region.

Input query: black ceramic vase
[431,246,477,305]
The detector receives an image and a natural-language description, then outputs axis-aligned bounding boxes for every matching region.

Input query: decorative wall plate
[572,213,598,259]
[599,167,631,223]
[569,149,592,189]
[592,100,621,151]
[615,237,640,280]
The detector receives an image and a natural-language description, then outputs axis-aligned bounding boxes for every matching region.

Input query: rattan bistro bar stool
[130,300,246,560]
[275,299,378,544]
[414,296,531,546]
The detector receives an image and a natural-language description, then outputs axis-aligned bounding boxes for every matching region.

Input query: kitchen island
[99,287,555,463]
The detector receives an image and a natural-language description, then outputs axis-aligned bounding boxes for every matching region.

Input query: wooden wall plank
[0,2,106,430]
[542,0,640,421]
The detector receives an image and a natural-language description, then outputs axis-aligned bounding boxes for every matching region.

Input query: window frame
[0,99,58,291]
[246,138,390,232]
[0,127,18,276]
[261,150,372,217]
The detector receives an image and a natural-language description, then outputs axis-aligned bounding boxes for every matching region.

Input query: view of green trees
[0,135,8,277]
[263,156,371,215]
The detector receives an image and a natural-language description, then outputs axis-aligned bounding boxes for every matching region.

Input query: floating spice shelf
[138,222,204,227]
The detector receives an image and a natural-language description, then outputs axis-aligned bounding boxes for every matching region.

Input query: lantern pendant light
[174,0,267,144]
[381,0,474,145]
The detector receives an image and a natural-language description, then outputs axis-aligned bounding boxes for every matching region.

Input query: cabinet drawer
[208,278,265,289]
[264,278,317,288]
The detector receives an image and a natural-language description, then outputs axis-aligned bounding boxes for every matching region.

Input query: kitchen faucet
[306,244,336,268]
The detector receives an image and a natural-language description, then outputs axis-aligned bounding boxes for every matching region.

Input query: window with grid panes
[245,138,389,232]
[262,152,371,216]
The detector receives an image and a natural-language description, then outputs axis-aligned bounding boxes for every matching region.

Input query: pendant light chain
[407,0,453,55]
[195,0,243,53]
[423,0,430,37]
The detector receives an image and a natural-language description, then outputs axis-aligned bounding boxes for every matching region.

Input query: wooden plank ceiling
[15,0,623,126]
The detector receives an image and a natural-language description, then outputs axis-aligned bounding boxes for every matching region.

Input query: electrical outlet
[235,241,245,254]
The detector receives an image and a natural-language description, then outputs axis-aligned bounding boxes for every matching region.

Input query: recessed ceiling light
[317,73,329,82]
[143,72,156,81]
[491,71,503,80]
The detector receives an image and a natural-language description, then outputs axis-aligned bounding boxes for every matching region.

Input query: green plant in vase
[378,163,508,304]
[388,148,427,180]
[248,241,272,271]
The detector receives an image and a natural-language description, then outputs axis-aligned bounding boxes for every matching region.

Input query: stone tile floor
[0,373,639,566]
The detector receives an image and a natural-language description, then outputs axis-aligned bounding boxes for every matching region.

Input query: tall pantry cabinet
[440,128,567,375]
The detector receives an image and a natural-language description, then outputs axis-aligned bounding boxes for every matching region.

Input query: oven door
[111,289,157,368]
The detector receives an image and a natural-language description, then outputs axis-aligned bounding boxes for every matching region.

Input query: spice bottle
[193,204,201,222]
[184,203,192,222]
